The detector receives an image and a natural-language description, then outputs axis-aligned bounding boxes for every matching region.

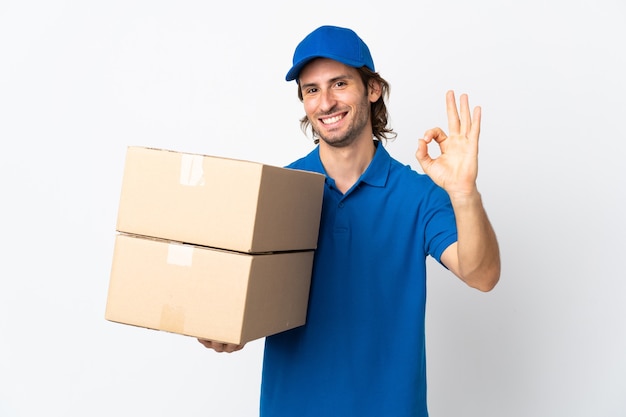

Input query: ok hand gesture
[415,90,481,198]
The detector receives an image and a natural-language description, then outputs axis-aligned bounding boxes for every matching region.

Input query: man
[200,25,500,416]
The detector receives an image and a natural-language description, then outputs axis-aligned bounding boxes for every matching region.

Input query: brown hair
[297,67,397,144]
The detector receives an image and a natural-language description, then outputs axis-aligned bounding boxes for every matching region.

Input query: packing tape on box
[167,243,194,267]
[179,154,205,186]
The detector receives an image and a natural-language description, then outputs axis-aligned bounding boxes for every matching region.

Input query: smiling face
[298,58,381,148]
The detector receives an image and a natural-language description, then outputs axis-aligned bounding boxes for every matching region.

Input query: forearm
[449,189,501,291]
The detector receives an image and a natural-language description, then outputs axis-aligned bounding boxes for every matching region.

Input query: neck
[319,137,376,194]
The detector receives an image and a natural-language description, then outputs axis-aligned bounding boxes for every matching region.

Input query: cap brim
[285,54,372,82]
[285,57,317,81]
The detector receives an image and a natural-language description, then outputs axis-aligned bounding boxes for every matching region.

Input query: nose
[318,88,337,113]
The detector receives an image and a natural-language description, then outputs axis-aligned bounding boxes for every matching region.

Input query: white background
[1,1,625,416]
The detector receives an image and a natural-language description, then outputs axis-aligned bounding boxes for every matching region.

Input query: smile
[320,114,344,125]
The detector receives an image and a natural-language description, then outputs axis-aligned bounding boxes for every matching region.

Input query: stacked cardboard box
[105,146,325,345]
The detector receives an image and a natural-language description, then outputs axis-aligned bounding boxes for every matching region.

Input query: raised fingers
[446,90,461,135]
[446,90,481,141]
[469,105,481,141]
[459,93,471,137]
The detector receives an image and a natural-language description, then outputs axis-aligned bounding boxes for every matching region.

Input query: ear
[367,79,382,103]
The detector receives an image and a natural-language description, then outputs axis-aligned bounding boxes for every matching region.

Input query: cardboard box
[105,233,314,344]
[116,146,325,253]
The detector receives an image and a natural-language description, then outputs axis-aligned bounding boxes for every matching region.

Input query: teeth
[322,115,342,124]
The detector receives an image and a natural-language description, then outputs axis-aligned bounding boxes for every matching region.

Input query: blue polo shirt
[260,142,457,417]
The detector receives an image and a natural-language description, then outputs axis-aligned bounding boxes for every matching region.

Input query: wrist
[447,187,481,208]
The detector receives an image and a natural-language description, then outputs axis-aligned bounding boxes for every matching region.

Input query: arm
[439,191,500,291]
[415,90,500,291]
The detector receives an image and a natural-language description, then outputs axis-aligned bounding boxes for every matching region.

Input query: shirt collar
[358,141,391,188]
[309,141,391,190]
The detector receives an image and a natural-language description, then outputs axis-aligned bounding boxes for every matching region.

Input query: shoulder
[285,147,322,174]
[286,155,308,170]
[388,157,439,191]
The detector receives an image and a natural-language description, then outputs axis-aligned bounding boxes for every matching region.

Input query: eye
[304,87,318,95]
[334,81,347,88]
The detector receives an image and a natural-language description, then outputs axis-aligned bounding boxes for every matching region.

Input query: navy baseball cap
[285,25,375,82]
